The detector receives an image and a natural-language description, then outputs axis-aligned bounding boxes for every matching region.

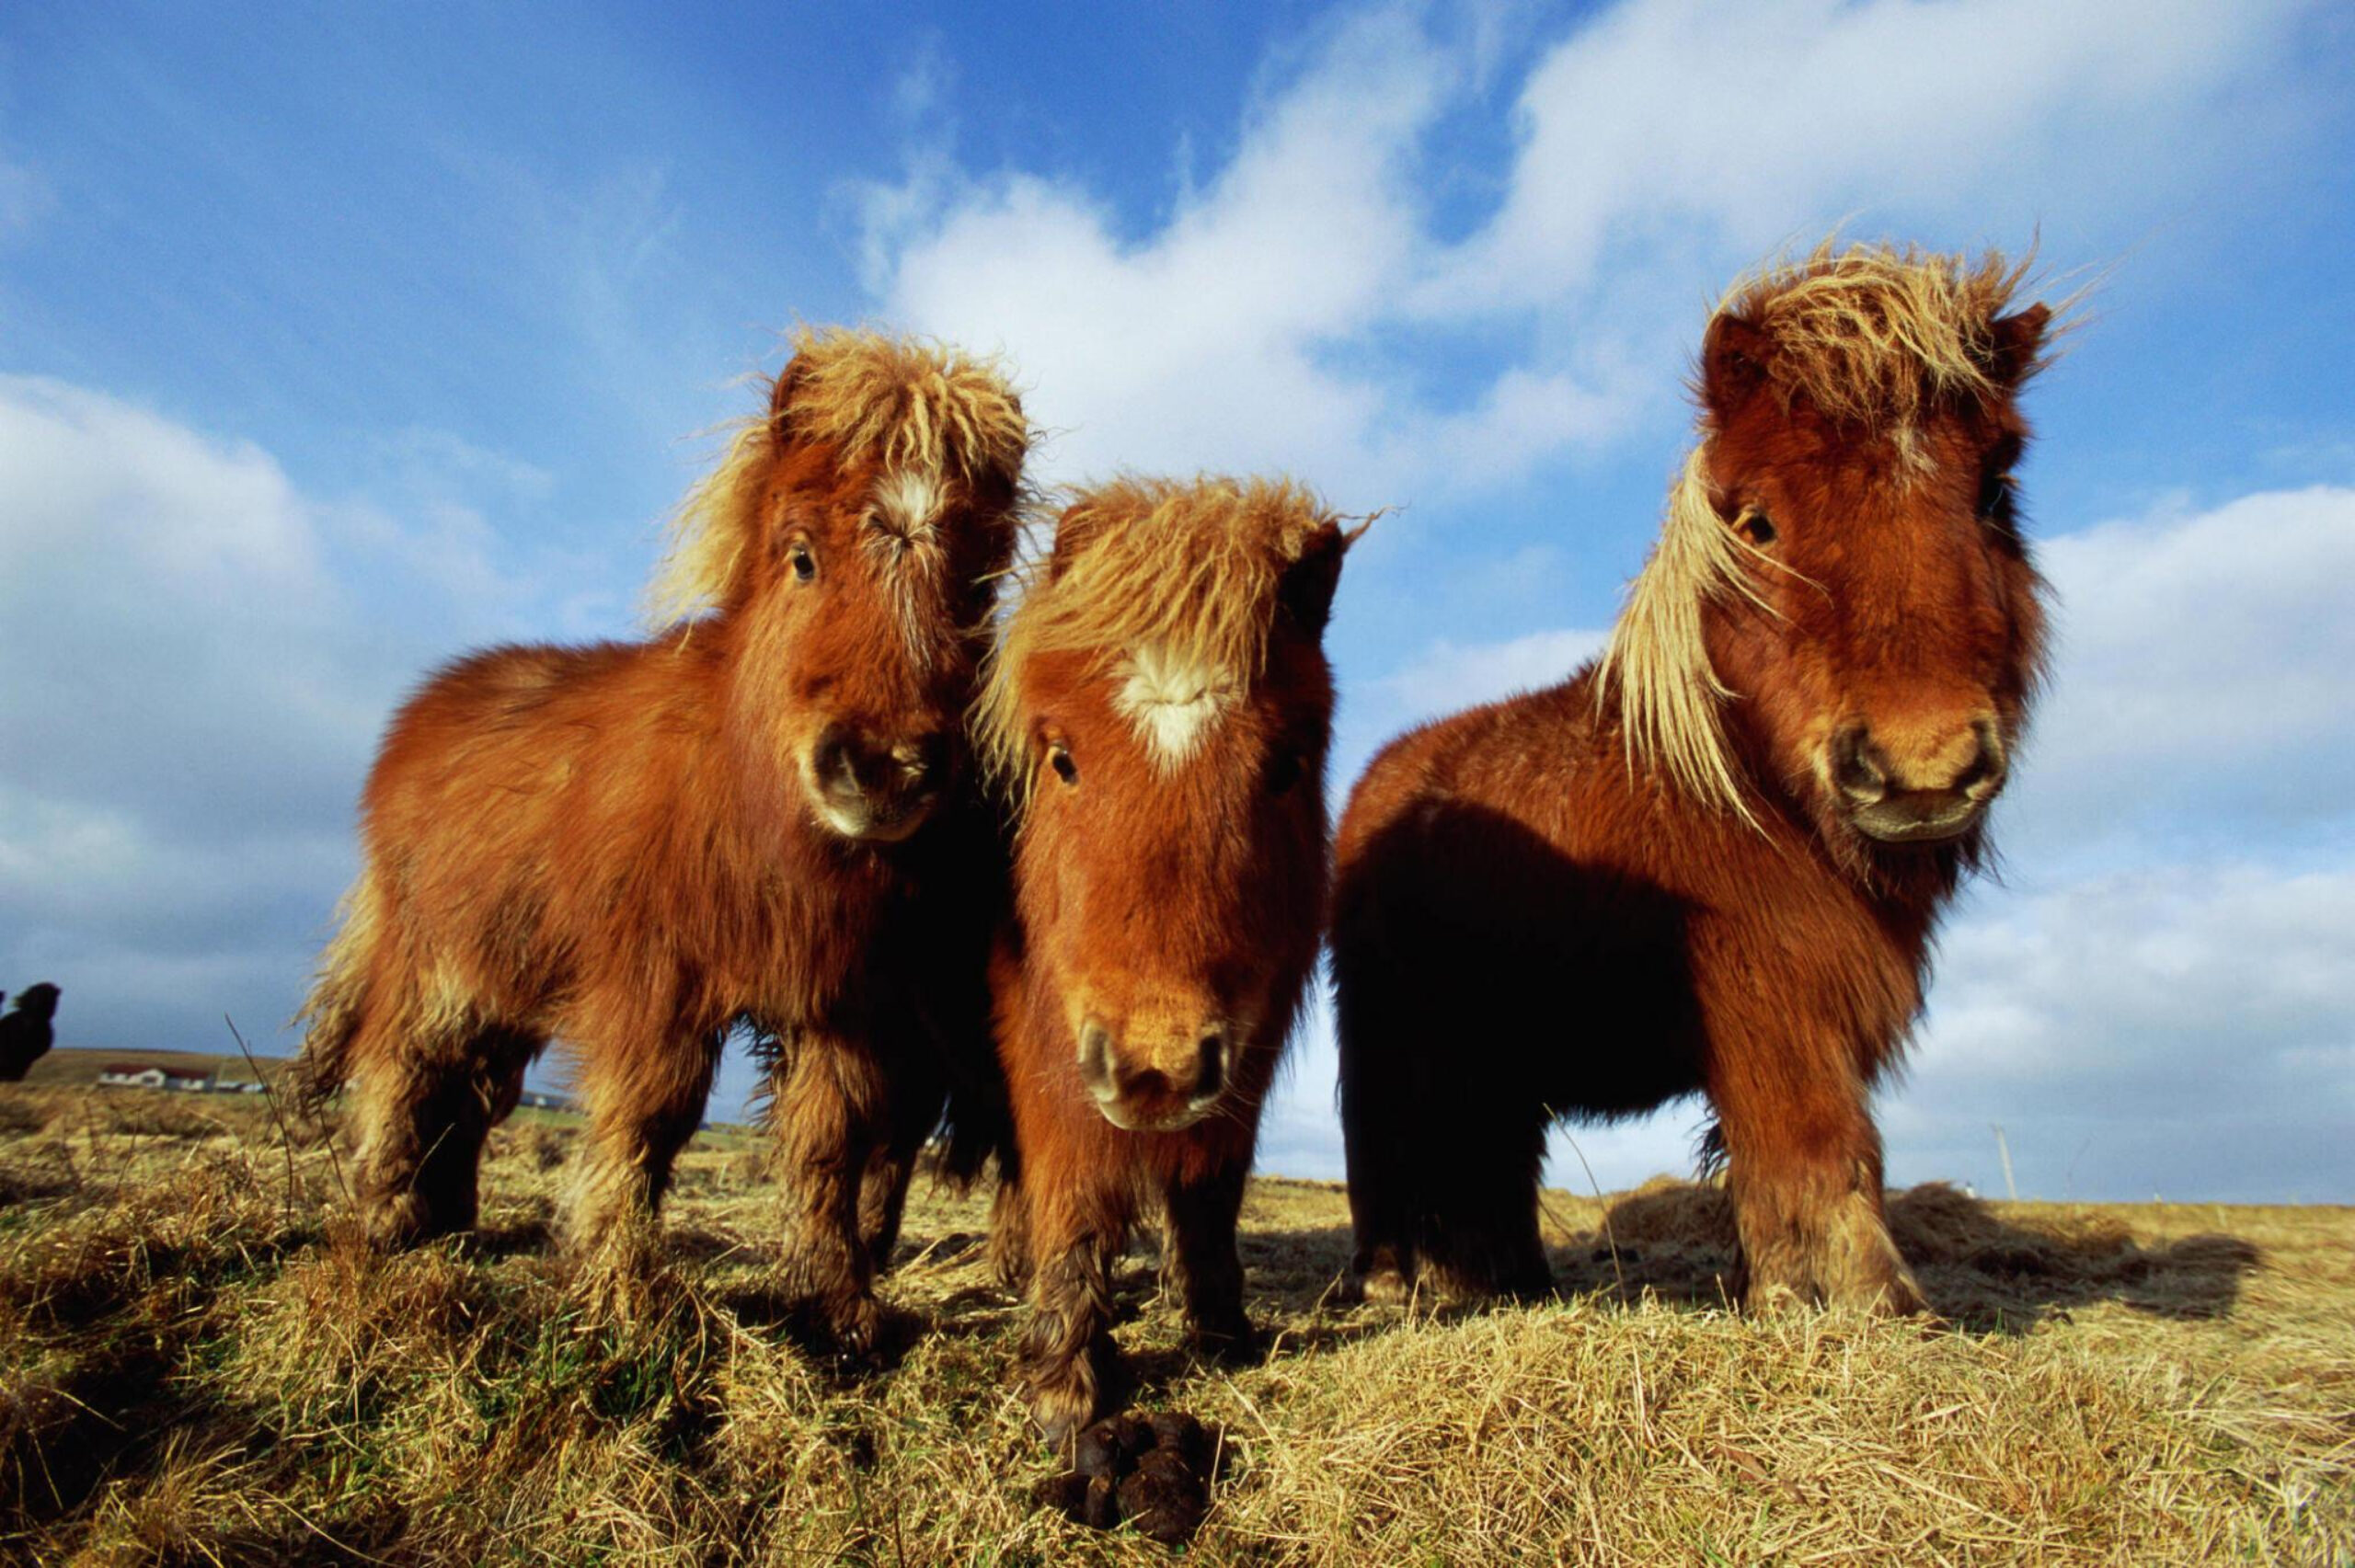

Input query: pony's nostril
[814,727,857,793]
[893,732,950,789]
[1832,725,1886,804]
[1194,1030,1227,1100]
[1077,1020,1115,1095]
[1954,719,2007,795]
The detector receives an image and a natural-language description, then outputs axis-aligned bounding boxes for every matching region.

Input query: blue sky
[4,1,2350,1202]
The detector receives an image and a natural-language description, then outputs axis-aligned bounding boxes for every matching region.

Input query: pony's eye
[1738,509,1777,546]
[1048,743,1077,786]
[1978,469,2016,523]
[788,543,817,582]
[1979,435,2024,526]
[1266,750,1303,795]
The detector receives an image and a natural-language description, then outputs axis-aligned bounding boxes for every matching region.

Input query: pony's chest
[724,857,904,1010]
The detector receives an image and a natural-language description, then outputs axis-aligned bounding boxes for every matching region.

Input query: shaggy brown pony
[975,477,1355,1440]
[296,329,1029,1345]
[1336,242,2056,1314]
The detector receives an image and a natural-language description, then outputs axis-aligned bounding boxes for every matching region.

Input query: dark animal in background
[1335,241,2056,1314]
[295,330,1029,1346]
[0,983,61,1081]
[971,477,1356,1439]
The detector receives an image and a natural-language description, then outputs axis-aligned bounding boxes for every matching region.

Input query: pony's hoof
[1189,1319,1261,1368]
[1028,1372,1105,1451]
[360,1196,435,1253]
[1856,1272,1939,1324]
[824,1292,882,1357]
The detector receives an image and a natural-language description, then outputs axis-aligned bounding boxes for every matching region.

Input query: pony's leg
[562,1026,721,1278]
[1337,920,1547,1304]
[348,1036,461,1250]
[984,1156,1031,1292]
[1408,1099,1553,1304]
[1017,1150,1128,1446]
[409,1027,538,1236]
[770,1028,890,1352]
[855,1047,946,1275]
[348,1010,531,1249]
[1162,1160,1254,1356]
[1713,1052,1926,1315]
[484,1047,530,1127]
[1338,1017,1417,1303]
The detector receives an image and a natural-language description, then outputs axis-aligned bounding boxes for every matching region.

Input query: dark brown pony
[1336,243,2055,1314]
[974,477,1355,1440]
[296,329,1029,1345]
[0,983,60,1082]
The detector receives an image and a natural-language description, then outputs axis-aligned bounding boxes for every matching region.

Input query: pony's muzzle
[1832,716,2006,842]
[810,724,949,842]
[1076,1015,1230,1132]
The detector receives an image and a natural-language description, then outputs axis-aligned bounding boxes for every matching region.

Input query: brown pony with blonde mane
[297,329,1028,1345]
[975,476,1356,1440]
[1336,242,2056,1314]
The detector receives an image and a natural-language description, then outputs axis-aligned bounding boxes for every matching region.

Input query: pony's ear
[1701,314,1773,419]
[1983,303,2051,389]
[766,353,812,429]
[1278,522,1356,638]
[1043,498,1104,585]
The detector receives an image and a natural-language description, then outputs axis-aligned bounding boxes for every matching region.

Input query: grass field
[1,1074,2348,1565]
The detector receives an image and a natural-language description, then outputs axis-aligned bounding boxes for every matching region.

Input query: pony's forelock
[1717,240,2041,437]
[647,327,1031,627]
[976,475,1338,801]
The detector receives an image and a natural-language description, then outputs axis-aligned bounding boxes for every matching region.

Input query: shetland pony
[974,477,1355,1440]
[296,329,1029,1345]
[1335,243,2055,1314]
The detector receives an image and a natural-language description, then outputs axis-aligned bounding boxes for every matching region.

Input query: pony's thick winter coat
[1336,243,2056,1314]
[297,329,1028,1344]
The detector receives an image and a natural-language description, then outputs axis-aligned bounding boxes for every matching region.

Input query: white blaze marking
[1113,642,1236,770]
[868,464,946,665]
[873,466,943,542]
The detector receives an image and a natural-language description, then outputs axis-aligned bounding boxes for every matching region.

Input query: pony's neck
[649,616,844,876]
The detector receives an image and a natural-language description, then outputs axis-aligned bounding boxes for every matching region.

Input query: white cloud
[1895,861,2355,1202]
[0,376,371,832]
[1429,0,2304,314]
[856,0,2314,507]
[1377,625,1605,730]
[0,377,534,1052]
[871,8,1453,497]
[1921,865,2355,1103]
[2003,484,2355,867]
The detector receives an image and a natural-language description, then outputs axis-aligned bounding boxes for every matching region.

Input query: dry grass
[1,1082,2348,1565]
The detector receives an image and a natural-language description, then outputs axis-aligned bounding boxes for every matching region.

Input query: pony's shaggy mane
[1595,450,1783,828]
[1603,241,2051,825]
[649,327,1030,626]
[1718,239,2039,434]
[976,475,1338,797]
